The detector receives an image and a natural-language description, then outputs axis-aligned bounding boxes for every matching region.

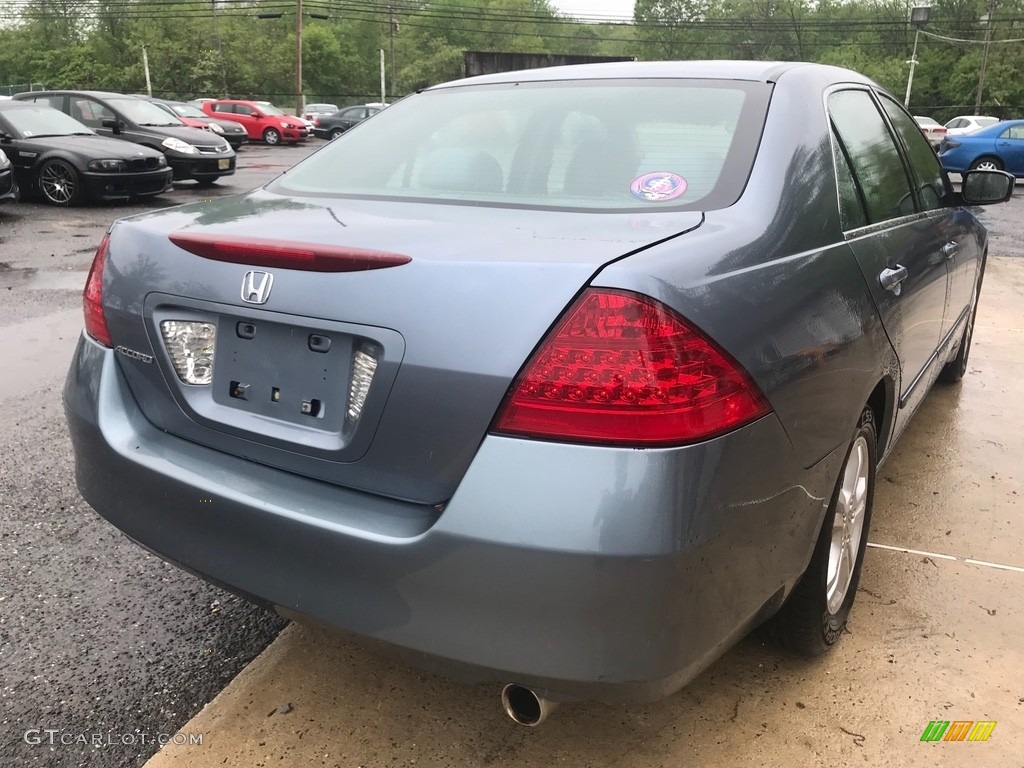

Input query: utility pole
[389,5,397,99]
[976,0,997,113]
[212,0,228,97]
[904,6,931,107]
[142,45,152,96]
[295,0,304,117]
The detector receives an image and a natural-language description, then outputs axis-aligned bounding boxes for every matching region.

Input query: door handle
[942,241,959,259]
[879,265,909,294]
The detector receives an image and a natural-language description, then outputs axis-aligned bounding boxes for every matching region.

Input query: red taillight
[83,234,113,347]
[492,289,770,446]
[168,233,411,272]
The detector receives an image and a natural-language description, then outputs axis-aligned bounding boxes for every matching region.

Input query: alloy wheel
[40,161,76,205]
[826,435,870,614]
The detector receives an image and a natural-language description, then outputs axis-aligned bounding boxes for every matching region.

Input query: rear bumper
[81,169,172,200]
[64,334,840,702]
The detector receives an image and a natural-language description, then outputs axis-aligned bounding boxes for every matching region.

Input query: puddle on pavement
[0,266,86,291]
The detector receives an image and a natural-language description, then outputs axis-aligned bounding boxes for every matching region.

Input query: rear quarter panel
[594,66,900,469]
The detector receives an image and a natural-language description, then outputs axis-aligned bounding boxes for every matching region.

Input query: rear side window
[828,90,914,224]
[878,95,950,212]
[830,125,868,230]
[30,95,63,111]
[1000,125,1024,140]
[270,79,772,211]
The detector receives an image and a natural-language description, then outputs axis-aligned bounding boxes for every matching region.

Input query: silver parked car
[64,61,1011,726]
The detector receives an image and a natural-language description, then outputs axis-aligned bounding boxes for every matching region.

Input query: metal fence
[0,83,47,97]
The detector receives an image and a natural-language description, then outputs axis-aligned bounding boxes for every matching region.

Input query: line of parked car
[915,113,1024,178]
[0,90,387,206]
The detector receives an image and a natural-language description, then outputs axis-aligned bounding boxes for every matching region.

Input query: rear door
[994,123,1024,174]
[828,88,949,431]
[220,103,257,138]
[876,93,975,343]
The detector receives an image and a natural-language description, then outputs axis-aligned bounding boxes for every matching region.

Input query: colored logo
[630,172,687,202]
[920,720,996,742]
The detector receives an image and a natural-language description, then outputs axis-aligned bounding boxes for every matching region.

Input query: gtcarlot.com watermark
[24,728,203,747]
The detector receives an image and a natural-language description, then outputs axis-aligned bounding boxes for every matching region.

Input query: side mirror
[0,131,11,143]
[101,118,122,135]
[960,169,1015,204]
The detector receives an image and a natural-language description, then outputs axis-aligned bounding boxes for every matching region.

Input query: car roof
[16,90,142,100]
[428,60,872,90]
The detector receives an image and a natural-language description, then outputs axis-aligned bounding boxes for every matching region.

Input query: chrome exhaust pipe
[500,683,558,726]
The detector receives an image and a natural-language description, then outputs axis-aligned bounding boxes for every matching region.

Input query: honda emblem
[241,271,274,304]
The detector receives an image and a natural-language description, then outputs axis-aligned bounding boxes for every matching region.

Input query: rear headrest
[418,149,504,194]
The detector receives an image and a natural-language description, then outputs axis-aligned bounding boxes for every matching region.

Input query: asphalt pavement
[0,142,317,768]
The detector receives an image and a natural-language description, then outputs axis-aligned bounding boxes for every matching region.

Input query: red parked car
[200,99,306,145]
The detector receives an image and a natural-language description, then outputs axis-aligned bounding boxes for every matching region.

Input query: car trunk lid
[102,189,703,503]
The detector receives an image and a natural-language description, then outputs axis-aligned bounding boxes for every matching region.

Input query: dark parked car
[12,90,235,184]
[312,103,385,139]
[0,101,171,205]
[0,146,18,203]
[142,97,248,150]
[65,61,1011,726]
[939,119,1024,176]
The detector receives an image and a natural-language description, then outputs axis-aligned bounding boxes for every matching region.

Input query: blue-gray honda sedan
[65,61,1012,725]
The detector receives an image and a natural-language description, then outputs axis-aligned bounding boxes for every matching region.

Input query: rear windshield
[270,79,771,211]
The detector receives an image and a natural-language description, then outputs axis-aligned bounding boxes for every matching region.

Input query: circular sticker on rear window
[630,172,687,202]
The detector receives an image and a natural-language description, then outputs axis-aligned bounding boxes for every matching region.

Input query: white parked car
[304,103,338,121]
[944,115,1000,136]
[913,116,947,149]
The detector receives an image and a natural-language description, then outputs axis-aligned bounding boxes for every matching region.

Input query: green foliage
[0,0,1023,116]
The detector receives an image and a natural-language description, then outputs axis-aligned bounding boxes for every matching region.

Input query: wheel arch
[970,153,1004,169]
[866,376,896,461]
[32,152,83,190]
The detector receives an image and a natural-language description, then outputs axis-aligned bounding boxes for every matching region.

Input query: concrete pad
[145,259,1024,767]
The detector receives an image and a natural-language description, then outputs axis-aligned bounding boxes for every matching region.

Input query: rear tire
[263,128,281,145]
[940,254,986,383]
[759,407,876,656]
[969,156,1003,171]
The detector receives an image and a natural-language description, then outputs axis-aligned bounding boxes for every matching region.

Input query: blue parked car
[939,119,1024,176]
[63,60,1014,726]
